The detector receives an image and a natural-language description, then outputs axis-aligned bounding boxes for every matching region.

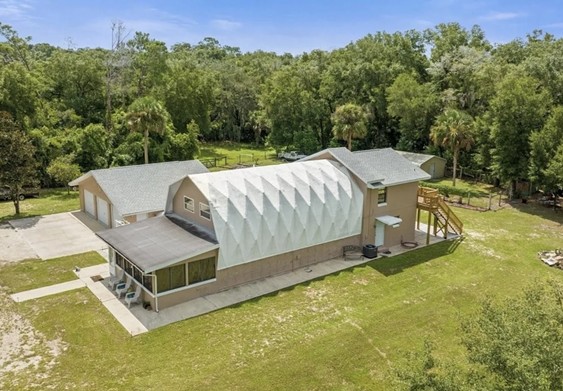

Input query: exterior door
[430,163,436,178]
[375,221,385,247]
[84,190,95,217]
[96,197,110,226]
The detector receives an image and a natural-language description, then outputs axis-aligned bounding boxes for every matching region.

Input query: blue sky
[1,0,563,53]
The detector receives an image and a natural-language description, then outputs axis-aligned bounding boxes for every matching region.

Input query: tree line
[1,21,562,197]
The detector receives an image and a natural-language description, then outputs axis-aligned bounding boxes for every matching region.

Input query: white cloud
[480,12,522,21]
[211,19,242,31]
[0,0,34,22]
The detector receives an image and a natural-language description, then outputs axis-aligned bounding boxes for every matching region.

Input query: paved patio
[0,211,107,262]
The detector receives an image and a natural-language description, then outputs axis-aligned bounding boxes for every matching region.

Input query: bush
[421,181,480,198]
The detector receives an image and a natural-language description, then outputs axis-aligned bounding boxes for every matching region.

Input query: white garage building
[69,160,208,227]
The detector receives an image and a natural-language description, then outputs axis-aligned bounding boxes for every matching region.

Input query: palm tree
[430,108,475,187]
[125,96,169,164]
[331,103,367,151]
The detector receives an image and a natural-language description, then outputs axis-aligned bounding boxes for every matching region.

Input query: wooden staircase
[417,187,463,243]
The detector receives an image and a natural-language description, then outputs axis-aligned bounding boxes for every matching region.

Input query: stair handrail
[437,197,463,233]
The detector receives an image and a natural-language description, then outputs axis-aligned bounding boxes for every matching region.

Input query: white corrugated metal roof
[188,160,363,270]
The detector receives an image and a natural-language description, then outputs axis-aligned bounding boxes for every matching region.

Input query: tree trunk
[347,133,352,151]
[144,129,149,164]
[13,198,20,215]
[452,147,458,187]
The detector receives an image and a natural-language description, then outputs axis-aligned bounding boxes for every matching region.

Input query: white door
[84,190,95,217]
[430,163,436,178]
[96,197,110,226]
[375,221,385,247]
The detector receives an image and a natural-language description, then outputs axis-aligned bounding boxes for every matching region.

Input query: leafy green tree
[395,281,563,391]
[529,106,563,193]
[430,108,474,186]
[331,103,368,150]
[47,154,81,194]
[164,61,215,137]
[75,123,110,172]
[126,32,169,98]
[490,71,550,195]
[0,62,38,122]
[386,73,439,151]
[168,120,200,161]
[424,23,491,63]
[125,96,170,164]
[0,113,37,214]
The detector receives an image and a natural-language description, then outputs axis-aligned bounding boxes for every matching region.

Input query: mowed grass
[198,141,280,170]
[1,204,562,390]
[0,188,79,223]
[0,251,105,294]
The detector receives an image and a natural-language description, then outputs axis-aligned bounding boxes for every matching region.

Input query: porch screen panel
[188,257,216,284]
[155,268,170,293]
[170,264,186,290]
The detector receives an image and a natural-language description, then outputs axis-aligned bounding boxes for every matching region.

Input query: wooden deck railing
[417,187,463,235]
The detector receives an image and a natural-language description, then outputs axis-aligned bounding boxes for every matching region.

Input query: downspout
[153,273,159,313]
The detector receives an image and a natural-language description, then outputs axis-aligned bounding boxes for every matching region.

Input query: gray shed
[396,151,446,179]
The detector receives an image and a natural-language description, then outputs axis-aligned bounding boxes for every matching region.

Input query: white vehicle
[278,151,307,162]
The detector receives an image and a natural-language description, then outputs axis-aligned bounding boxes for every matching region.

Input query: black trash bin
[362,244,378,259]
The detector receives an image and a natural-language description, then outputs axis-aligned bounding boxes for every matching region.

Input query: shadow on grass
[368,237,465,277]
[509,201,563,225]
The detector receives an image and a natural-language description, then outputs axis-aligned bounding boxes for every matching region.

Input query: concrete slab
[74,263,110,281]
[102,297,148,336]
[7,212,106,261]
[10,279,86,302]
[0,223,38,262]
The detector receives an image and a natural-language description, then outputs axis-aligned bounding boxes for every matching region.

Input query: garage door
[84,190,95,217]
[96,197,110,226]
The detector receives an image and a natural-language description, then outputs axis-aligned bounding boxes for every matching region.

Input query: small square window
[378,188,387,204]
[184,196,194,212]
[200,202,211,220]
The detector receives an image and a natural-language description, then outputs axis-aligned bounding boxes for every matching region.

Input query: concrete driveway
[0,212,107,262]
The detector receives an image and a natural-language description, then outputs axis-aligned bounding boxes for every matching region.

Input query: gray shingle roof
[96,214,218,272]
[304,147,430,186]
[395,151,446,166]
[70,161,208,216]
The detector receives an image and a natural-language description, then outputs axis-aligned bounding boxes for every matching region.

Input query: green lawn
[1,203,562,390]
[0,251,105,293]
[198,141,280,170]
[0,188,79,223]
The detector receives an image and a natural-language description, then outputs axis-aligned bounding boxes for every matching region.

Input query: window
[188,257,216,284]
[378,188,387,205]
[199,202,211,220]
[183,196,194,213]
[116,252,125,269]
[155,264,186,293]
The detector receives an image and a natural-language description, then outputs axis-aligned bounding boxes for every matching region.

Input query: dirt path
[0,289,66,386]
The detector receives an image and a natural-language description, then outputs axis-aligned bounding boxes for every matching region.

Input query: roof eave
[68,171,93,186]
[144,244,220,273]
[384,175,431,187]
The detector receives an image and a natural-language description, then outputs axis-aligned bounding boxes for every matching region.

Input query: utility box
[362,244,378,259]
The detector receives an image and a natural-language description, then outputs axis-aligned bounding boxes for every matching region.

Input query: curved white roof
[189,160,363,270]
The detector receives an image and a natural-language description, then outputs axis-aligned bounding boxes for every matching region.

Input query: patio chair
[115,276,131,298]
[125,285,142,308]
[108,268,124,290]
